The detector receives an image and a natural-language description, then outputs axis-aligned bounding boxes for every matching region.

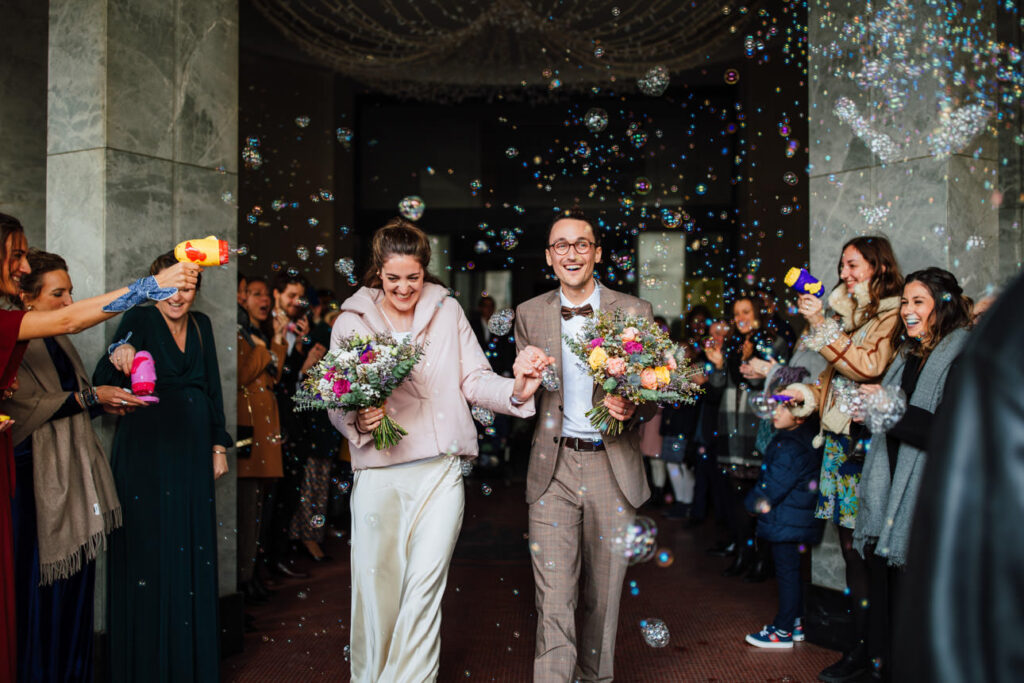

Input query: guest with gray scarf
[851,267,973,683]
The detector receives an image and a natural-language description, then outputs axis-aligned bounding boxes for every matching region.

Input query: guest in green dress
[93,252,231,683]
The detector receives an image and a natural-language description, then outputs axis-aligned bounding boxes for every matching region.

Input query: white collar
[559,282,600,310]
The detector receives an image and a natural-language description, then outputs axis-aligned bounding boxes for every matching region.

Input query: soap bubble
[655,549,674,567]
[294,116,310,128]
[481,484,493,496]
[338,480,351,494]
[783,171,799,185]
[584,107,609,133]
[398,196,425,221]
[724,68,740,84]
[640,618,670,647]
[297,590,308,599]
[460,459,474,477]
[863,386,907,433]
[343,644,351,662]
[505,146,519,158]
[242,136,262,170]
[471,406,495,426]
[634,177,653,195]
[499,229,519,250]
[637,65,670,96]
[748,393,777,420]
[695,183,708,195]
[296,245,310,261]
[541,364,560,392]
[612,515,658,565]
[336,127,353,146]
[573,141,592,158]
[660,209,682,229]
[488,308,514,336]
[311,514,326,528]
[627,124,648,148]
[334,257,355,276]
[314,244,328,257]
[474,240,489,254]
[364,513,379,528]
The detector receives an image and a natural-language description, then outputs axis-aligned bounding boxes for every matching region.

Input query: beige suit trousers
[530,445,635,682]
[350,455,465,683]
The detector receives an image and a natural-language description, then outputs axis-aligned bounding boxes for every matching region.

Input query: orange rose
[620,326,640,342]
[605,356,627,377]
[640,368,658,389]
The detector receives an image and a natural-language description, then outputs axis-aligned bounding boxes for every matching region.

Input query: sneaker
[793,618,805,642]
[745,625,794,649]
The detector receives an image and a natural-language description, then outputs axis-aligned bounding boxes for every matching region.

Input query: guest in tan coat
[236,276,287,603]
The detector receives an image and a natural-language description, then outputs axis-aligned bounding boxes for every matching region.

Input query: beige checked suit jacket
[514,285,656,508]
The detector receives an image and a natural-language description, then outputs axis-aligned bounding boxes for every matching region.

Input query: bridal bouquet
[564,310,702,436]
[294,333,424,450]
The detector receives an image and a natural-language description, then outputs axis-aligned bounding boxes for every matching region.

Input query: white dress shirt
[560,285,602,439]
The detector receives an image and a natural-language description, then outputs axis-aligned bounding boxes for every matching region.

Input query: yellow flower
[588,345,609,370]
[654,366,671,387]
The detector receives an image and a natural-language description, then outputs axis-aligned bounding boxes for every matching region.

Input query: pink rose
[640,368,658,389]
[359,350,376,364]
[665,354,678,371]
[620,327,640,342]
[589,337,605,349]
[324,369,336,382]
[332,378,351,396]
[605,356,627,377]
[623,340,643,354]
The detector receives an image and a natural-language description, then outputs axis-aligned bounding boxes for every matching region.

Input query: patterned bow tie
[560,304,594,320]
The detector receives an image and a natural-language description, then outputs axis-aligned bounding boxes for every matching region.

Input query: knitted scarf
[853,327,969,567]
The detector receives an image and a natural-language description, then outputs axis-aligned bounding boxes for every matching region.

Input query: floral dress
[815,432,863,528]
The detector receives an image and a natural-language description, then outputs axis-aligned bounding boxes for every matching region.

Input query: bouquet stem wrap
[585,404,625,436]
[372,413,408,450]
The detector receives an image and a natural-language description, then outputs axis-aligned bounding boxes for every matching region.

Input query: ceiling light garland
[252,0,768,100]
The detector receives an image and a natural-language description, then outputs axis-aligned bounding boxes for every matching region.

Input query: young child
[743,384,824,649]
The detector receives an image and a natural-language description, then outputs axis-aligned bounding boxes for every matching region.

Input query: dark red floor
[223,473,838,682]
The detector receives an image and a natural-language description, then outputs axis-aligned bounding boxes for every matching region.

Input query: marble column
[0,0,48,246]
[46,0,239,624]
[806,0,1022,590]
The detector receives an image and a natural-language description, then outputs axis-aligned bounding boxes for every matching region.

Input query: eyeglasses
[548,239,596,256]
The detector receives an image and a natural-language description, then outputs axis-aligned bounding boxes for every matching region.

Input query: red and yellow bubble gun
[174,236,229,266]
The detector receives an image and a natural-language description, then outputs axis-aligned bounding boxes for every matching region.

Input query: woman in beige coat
[236,276,287,602]
[330,218,546,683]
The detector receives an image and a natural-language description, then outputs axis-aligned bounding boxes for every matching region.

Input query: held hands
[512,345,553,403]
[798,293,825,325]
[109,344,137,376]
[154,261,201,291]
[603,394,637,422]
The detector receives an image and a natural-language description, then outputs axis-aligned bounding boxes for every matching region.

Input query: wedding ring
[120,399,127,406]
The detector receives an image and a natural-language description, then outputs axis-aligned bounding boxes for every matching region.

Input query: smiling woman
[92,251,231,683]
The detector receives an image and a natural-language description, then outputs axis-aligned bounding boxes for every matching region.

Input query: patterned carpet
[222,470,839,682]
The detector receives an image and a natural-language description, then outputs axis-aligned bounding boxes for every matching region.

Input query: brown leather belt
[559,436,605,452]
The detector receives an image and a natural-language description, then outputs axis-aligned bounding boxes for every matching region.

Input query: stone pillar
[807,0,1022,590]
[0,0,48,246]
[46,0,239,624]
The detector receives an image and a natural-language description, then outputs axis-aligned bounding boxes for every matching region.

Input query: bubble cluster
[242,136,262,170]
[296,245,310,261]
[863,386,907,433]
[637,65,670,96]
[472,406,495,426]
[336,127,353,147]
[398,195,425,221]
[488,308,515,336]
[294,116,310,128]
[460,459,474,477]
[612,516,658,565]
[541,364,560,392]
[640,618,670,648]
[334,257,355,277]
[584,107,609,133]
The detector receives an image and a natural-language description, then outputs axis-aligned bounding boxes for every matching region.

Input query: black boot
[818,642,868,683]
[706,541,736,557]
[721,545,755,577]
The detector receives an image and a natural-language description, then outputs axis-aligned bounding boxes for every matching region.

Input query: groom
[515,209,655,682]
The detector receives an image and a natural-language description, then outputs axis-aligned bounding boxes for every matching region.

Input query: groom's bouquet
[563,310,703,436]
[294,333,424,450]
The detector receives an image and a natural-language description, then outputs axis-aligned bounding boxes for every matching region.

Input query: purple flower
[333,378,351,396]
[589,337,605,349]
[623,340,643,354]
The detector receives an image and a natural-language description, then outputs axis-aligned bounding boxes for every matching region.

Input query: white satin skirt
[350,455,465,683]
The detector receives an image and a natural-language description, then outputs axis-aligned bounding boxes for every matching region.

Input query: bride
[329,217,548,682]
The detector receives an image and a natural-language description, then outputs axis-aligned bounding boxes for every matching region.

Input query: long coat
[236,328,286,478]
[513,285,657,509]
